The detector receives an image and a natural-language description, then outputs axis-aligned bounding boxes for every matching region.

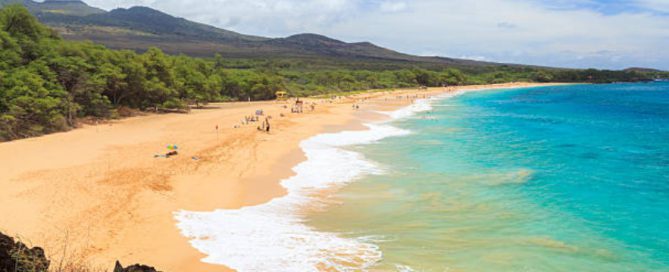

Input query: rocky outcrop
[114,260,159,272]
[0,232,50,272]
[1,232,160,272]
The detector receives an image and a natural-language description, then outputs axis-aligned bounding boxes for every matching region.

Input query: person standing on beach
[265,117,271,133]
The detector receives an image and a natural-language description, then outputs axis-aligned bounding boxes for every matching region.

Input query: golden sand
[0,83,559,271]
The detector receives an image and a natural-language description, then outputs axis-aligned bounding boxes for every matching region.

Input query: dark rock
[0,232,50,272]
[0,233,14,272]
[114,260,159,272]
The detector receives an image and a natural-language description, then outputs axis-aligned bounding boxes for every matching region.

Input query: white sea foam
[432,88,472,101]
[173,100,433,271]
[173,90,482,271]
[378,90,472,120]
[371,97,434,120]
[395,264,417,272]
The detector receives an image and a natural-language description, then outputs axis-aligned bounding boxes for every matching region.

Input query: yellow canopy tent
[276,91,288,101]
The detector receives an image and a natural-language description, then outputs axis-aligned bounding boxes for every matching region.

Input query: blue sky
[75,0,669,70]
[538,0,668,15]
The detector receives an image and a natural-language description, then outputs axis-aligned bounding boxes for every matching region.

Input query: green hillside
[2,0,511,68]
[1,0,104,15]
[0,4,664,141]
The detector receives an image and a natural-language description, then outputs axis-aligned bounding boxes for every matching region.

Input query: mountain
[3,0,502,69]
[37,5,267,42]
[1,0,104,16]
[624,67,663,73]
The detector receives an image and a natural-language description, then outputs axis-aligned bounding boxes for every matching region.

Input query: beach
[0,82,557,271]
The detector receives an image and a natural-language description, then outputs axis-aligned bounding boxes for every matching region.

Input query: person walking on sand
[265,117,271,133]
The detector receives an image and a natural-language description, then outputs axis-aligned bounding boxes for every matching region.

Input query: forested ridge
[0,5,665,141]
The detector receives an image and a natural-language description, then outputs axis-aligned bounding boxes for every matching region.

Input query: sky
[70,0,669,70]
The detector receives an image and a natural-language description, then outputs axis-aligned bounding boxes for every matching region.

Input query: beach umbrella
[167,144,179,150]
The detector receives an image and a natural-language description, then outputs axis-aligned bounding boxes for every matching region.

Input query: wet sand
[0,83,559,271]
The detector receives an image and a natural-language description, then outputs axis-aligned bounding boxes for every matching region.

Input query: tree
[0,5,655,141]
[97,63,128,106]
[0,68,67,139]
[0,28,21,69]
[0,4,47,40]
[533,70,554,82]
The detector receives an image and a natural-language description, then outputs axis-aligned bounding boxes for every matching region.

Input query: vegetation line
[0,4,666,141]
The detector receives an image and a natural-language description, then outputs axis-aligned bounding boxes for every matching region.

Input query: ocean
[176,82,669,271]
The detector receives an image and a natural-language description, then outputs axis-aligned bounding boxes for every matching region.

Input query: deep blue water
[310,82,669,271]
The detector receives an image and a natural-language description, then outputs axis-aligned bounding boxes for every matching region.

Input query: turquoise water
[309,83,669,271]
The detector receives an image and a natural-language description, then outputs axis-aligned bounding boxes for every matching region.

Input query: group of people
[291,99,305,113]
[289,98,317,113]
[233,110,272,133]
[395,94,428,100]
[243,115,260,125]
[232,97,321,133]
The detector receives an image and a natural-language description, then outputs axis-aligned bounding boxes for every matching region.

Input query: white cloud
[73,0,669,69]
[107,0,363,37]
[82,0,155,10]
[379,1,408,13]
[635,0,669,13]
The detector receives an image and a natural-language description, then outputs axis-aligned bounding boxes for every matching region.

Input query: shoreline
[0,82,563,271]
